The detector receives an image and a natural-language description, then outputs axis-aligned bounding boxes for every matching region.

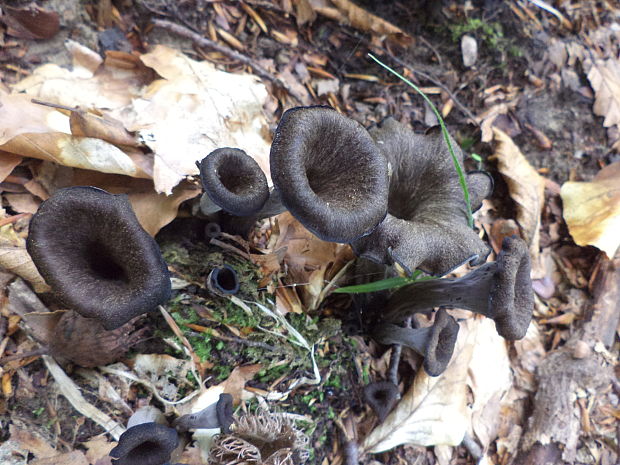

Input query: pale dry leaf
[0,226,49,293]
[1,132,145,178]
[5,193,40,214]
[82,437,116,465]
[490,128,545,269]
[467,318,512,449]
[588,58,620,128]
[124,45,271,194]
[132,353,192,402]
[30,451,89,465]
[8,425,57,459]
[560,160,620,258]
[0,91,69,145]
[361,318,479,454]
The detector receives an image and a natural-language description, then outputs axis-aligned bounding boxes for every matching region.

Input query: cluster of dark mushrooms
[23,105,534,462]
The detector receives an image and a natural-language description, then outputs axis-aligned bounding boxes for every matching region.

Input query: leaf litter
[1,2,620,465]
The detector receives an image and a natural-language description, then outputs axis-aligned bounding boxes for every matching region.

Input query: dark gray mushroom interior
[351,118,492,276]
[26,186,171,330]
[270,106,389,243]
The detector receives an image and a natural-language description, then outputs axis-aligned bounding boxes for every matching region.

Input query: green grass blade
[368,53,474,228]
[333,272,435,294]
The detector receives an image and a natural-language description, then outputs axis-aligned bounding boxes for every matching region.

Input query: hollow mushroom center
[84,242,127,282]
[129,441,165,461]
[217,159,257,196]
[215,267,237,292]
[305,160,370,209]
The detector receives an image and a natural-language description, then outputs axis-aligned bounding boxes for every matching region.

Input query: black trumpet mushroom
[110,406,179,465]
[173,393,234,433]
[385,236,534,340]
[197,147,270,217]
[207,265,240,295]
[373,309,459,376]
[363,381,400,422]
[270,106,389,243]
[351,118,493,276]
[26,186,171,330]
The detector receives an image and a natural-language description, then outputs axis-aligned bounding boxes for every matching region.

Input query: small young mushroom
[372,309,459,376]
[26,186,171,330]
[173,393,234,433]
[385,236,534,340]
[207,265,240,295]
[197,148,270,217]
[351,118,492,276]
[110,406,179,465]
[363,381,400,422]
[270,106,389,243]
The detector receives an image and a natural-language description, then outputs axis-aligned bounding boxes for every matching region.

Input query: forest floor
[0,1,619,464]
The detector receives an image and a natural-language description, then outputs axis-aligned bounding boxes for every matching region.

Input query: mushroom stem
[373,309,459,376]
[385,236,534,340]
[173,393,234,433]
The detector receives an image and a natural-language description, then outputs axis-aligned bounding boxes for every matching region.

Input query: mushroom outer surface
[270,106,389,243]
[109,423,179,465]
[26,186,171,330]
[351,119,491,276]
[198,147,269,216]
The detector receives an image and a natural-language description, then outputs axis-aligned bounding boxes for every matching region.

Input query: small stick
[387,316,411,386]
[151,19,305,103]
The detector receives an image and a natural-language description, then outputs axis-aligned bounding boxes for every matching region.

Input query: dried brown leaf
[361,319,478,453]
[129,183,201,236]
[2,3,60,40]
[0,226,49,293]
[8,425,57,459]
[0,152,23,183]
[273,213,353,310]
[309,0,406,36]
[219,364,262,404]
[490,128,545,269]
[82,436,116,464]
[560,161,620,258]
[30,451,89,465]
[5,193,40,214]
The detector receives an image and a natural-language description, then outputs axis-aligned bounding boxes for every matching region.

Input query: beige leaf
[128,182,201,236]
[30,451,89,465]
[467,318,512,449]
[127,45,272,194]
[1,132,144,178]
[8,425,57,459]
[219,364,262,404]
[82,437,115,465]
[490,129,545,265]
[0,226,49,292]
[361,319,478,453]
[560,161,620,258]
[588,58,620,128]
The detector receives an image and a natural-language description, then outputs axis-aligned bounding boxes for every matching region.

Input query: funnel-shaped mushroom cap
[198,147,269,216]
[351,119,491,276]
[110,423,179,465]
[270,106,389,243]
[490,236,534,339]
[26,186,171,330]
[363,381,399,422]
[423,308,459,376]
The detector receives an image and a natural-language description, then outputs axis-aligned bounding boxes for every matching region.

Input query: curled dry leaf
[308,0,406,36]
[273,213,354,311]
[560,161,620,258]
[490,128,545,270]
[361,319,479,454]
[588,59,620,129]
[0,152,23,183]
[0,224,49,293]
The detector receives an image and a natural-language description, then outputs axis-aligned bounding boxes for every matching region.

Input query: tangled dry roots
[208,413,309,465]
